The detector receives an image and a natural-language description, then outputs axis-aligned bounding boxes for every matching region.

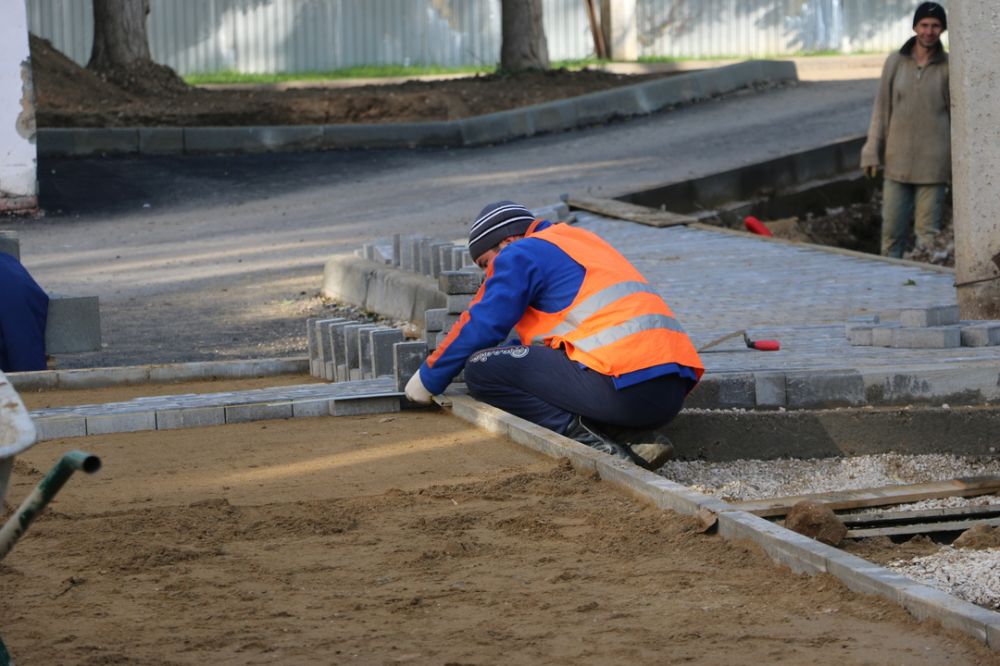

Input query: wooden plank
[840,504,1000,527]
[847,516,1000,539]
[730,476,1000,518]
[566,196,697,228]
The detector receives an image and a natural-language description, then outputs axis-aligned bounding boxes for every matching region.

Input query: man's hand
[404,371,433,404]
[864,165,879,179]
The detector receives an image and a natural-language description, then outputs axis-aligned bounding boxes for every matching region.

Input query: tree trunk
[500,0,550,72]
[87,0,187,94]
[88,0,152,71]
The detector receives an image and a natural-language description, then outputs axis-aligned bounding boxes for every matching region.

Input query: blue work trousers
[463,344,689,435]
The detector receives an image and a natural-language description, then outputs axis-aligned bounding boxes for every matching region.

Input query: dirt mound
[28,35,681,128]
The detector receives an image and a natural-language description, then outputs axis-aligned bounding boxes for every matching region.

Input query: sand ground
[2,383,997,664]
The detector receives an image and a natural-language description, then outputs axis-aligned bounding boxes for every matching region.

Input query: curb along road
[36,61,796,158]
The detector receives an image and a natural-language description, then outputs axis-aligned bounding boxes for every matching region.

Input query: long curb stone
[37,61,797,158]
[441,392,1000,651]
[322,254,446,328]
[8,357,308,392]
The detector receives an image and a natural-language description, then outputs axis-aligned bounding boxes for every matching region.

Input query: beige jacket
[860,37,950,184]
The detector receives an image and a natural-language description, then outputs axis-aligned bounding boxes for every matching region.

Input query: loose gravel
[658,452,1000,611]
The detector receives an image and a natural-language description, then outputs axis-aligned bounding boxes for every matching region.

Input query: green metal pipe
[0,450,101,562]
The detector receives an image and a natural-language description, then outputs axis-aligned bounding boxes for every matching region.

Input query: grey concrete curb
[7,357,308,392]
[37,60,797,157]
[441,392,1000,651]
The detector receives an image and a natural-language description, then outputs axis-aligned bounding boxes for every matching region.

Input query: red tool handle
[749,340,781,351]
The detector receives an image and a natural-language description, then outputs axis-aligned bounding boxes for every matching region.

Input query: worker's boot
[562,416,635,465]
[625,434,674,471]
[599,425,675,471]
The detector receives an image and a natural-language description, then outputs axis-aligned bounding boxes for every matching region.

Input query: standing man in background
[861,2,950,259]
[0,253,49,372]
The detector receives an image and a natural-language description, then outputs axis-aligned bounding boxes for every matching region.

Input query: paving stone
[429,242,452,278]
[960,322,1000,347]
[33,415,87,440]
[439,244,454,272]
[419,238,434,276]
[291,399,334,418]
[892,325,961,349]
[424,308,449,332]
[370,328,405,377]
[355,325,381,378]
[323,320,352,381]
[394,340,428,391]
[324,361,336,382]
[900,305,960,328]
[871,323,900,347]
[315,318,348,368]
[685,374,754,409]
[156,407,226,430]
[363,243,377,261]
[439,270,483,295]
[87,411,157,435]
[785,370,865,408]
[754,371,786,408]
[330,394,401,416]
[846,325,875,346]
[400,235,415,271]
[446,293,475,314]
[391,233,402,267]
[341,323,368,373]
[225,402,293,423]
[56,366,149,389]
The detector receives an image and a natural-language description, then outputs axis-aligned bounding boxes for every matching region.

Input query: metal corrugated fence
[27,0,942,75]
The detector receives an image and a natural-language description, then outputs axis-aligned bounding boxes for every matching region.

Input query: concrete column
[0,1,37,213]
[950,2,1000,319]
[600,0,639,61]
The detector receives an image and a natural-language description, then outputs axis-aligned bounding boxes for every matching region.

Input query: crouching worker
[405,201,703,469]
[0,252,49,373]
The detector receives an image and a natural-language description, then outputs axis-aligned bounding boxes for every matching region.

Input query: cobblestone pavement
[575,213,997,375]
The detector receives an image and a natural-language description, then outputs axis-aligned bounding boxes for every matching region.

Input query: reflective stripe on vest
[531,281,686,344]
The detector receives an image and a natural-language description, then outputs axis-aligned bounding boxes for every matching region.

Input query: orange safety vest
[514,221,704,380]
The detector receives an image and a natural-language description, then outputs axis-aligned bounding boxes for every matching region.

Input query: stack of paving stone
[306,317,426,392]
[317,202,570,391]
[846,305,1000,349]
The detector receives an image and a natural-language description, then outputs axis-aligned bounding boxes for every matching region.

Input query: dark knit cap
[468,201,535,261]
[913,2,946,30]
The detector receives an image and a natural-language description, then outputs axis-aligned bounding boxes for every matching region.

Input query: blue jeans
[463,344,690,435]
[881,179,946,258]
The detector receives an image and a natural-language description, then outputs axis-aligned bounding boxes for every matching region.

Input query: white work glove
[404,371,433,405]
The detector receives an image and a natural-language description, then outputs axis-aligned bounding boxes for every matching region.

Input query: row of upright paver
[846,305,1000,349]
[310,202,570,389]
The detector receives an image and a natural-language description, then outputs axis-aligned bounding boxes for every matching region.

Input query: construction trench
[4,158,1000,659]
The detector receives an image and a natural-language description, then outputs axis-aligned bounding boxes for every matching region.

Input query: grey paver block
[446,293,475,314]
[900,305,960,328]
[439,270,483,295]
[313,318,346,365]
[0,230,19,260]
[785,369,865,408]
[291,399,334,418]
[370,328,405,377]
[391,233,402,267]
[424,308,449,332]
[846,325,875,346]
[33,416,87,440]
[45,295,101,354]
[324,361,336,382]
[86,411,157,435]
[753,371,786,408]
[394,340,428,391]
[871,323,900,347]
[330,395,401,416]
[355,325,381,378]
[225,403,293,424]
[892,326,961,349]
[439,244,454,272]
[341,323,367,372]
[156,407,226,430]
[960,323,1000,347]
[56,367,149,389]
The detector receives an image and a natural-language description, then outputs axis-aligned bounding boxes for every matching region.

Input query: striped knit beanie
[468,201,535,261]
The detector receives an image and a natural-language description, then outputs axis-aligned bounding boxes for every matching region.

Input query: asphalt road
[17,76,878,367]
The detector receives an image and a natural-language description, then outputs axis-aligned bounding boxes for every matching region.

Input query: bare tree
[500,0,549,72]
[87,0,187,94]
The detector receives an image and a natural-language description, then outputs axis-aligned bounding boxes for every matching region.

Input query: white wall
[0,0,37,210]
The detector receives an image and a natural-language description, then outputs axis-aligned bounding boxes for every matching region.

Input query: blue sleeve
[0,256,49,373]
[419,241,550,395]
